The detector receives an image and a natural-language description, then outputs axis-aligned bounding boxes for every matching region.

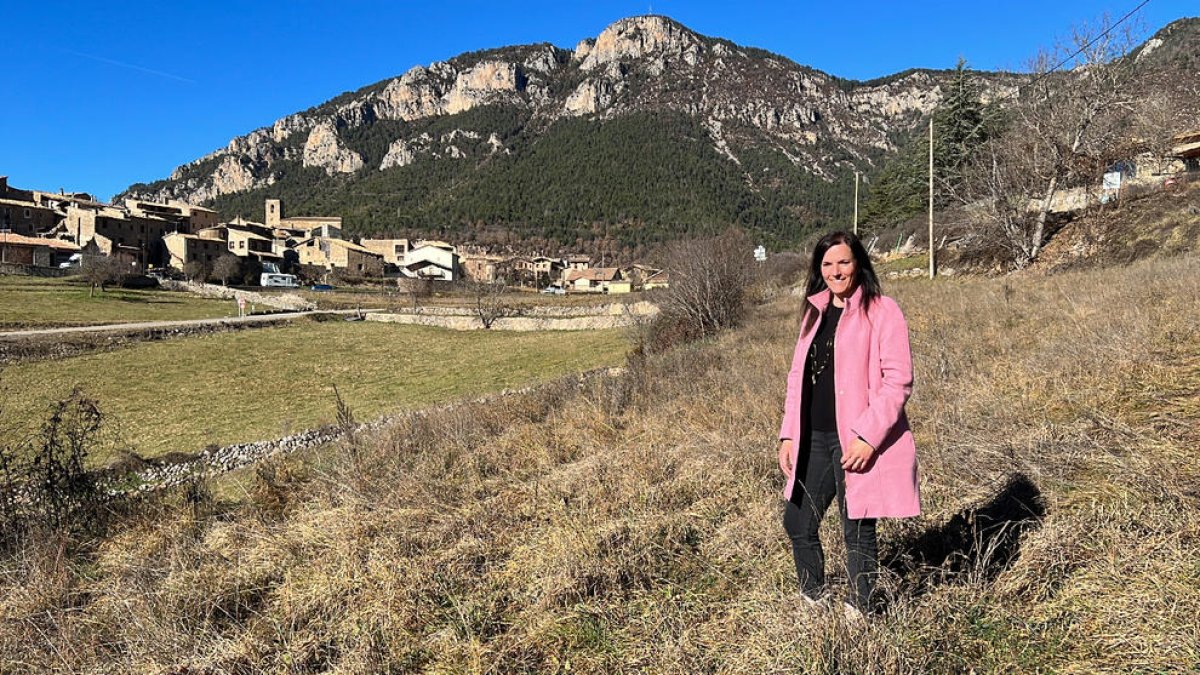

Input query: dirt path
[0,309,379,340]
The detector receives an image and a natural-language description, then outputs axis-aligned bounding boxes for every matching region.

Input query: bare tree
[467,281,525,329]
[212,254,242,286]
[964,16,1144,265]
[660,228,754,336]
[81,254,130,297]
[396,276,433,312]
[184,260,211,283]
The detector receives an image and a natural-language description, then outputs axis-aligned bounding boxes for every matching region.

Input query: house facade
[0,177,69,236]
[163,232,226,270]
[403,244,460,280]
[564,267,622,293]
[360,238,411,266]
[297,236,384,273]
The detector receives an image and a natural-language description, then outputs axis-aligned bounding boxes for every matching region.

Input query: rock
[380,138,417,169]
[579,16,703,72]
[445,61,524,115]
[302,122,365,175]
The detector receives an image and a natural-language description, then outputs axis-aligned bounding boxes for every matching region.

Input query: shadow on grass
[882,473,1046,604]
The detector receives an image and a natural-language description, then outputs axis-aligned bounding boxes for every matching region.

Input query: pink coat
[778,285,921,519]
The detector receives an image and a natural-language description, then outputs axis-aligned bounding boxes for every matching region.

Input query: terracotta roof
[0,233,78,250]
[565,267,620,283]
[326,238,383,256]
[0,197,56,209]
[646,271,670,283]
[228,228,272,241]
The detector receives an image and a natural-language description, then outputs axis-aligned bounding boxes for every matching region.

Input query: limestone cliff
[302,122,364,175]
[122,13,1191,238]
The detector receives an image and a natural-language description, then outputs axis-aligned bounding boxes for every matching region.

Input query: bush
[0,389,107,547]
[639,228,754,353]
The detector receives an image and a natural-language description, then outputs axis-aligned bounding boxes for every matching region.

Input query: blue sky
[0,0,1193,201]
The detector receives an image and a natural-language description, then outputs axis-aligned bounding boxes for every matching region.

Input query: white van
[260,272,300,288]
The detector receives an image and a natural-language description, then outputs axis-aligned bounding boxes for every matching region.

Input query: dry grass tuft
[2,255,1199,672]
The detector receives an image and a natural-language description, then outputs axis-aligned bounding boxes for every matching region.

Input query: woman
[778,230,920,616]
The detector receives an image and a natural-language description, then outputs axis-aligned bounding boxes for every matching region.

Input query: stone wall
[0,262,70,277]
[367,300,657,331]
[160,279,316,311]
[108,367,624,496]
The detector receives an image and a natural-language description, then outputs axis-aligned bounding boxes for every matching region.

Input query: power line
[963,0,1153,137]
[1016,0,1150,100]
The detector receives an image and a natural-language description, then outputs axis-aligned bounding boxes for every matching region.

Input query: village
[0,177,670,295]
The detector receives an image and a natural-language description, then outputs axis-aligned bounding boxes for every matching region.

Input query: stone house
[0,232,54,266]
[461,253,505,282]
[644,270,670,290]
[264,198,342,238]
[62,202,185,268]
[163,232,227,270]
[1173,129,1200,172]
[622,263,661,289]
[124,198,218,231]
[0,177,65,236]
[225,228,279,262]
[296,236,384,274]
[564,267,623,293]
[359,238,411,266]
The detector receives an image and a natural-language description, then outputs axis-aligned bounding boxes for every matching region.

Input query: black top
[805,303,842,432]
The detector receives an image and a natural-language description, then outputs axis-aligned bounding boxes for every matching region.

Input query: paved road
[0,309,380,340]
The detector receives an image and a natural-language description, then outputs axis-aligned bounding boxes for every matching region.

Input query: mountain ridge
[120,14,1193,248]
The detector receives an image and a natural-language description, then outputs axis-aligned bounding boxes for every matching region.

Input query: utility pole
[853,171,859,235]
[928,117,935,280]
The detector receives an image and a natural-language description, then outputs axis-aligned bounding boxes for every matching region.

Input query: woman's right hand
[778,439,794,476]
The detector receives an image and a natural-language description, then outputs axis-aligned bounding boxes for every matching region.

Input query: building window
[23,208,32,219]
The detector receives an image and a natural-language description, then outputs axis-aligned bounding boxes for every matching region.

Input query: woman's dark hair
[801,230,882,335]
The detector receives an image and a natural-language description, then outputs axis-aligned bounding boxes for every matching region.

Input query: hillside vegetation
[200,109,860,249]
[1,253,1197,671]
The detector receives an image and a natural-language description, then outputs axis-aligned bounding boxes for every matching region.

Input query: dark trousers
[783,429,879,611]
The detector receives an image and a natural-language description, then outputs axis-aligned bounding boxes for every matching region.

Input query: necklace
[808,333,835,385]
[808,307,840,385]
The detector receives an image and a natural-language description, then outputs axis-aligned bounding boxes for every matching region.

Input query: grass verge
[0,275,236,329]
[0,321,627,464]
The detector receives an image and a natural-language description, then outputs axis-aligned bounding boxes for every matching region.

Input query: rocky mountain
[120,15,1190,248]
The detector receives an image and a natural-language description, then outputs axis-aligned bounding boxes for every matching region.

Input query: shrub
[0,389,107,547]
[639,228,754,353]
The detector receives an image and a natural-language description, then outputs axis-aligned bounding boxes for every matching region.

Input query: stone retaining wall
[367,300,657,331]
[161,280,316,311]
[109,367,624,495]
[0,263,70,277]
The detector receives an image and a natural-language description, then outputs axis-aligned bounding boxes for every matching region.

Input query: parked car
[310,283,335,291]
[541,285,566,295]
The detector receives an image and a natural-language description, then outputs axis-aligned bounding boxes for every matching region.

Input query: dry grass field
[1,255,1197,672]
[0,320,628,465]
[0,275,237,329]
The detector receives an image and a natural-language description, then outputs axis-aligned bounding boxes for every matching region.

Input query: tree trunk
[1030,173,1059,262]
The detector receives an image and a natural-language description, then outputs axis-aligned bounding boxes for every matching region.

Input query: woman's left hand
[841,437,875,472]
